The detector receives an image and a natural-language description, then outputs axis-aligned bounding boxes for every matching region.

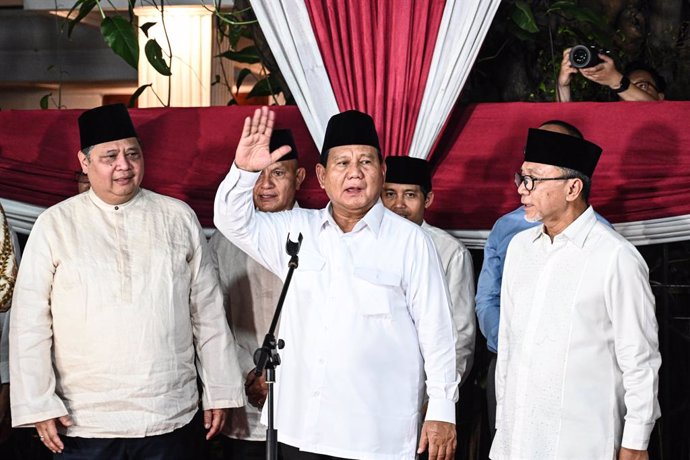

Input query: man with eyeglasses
[557,48,666,101]
[489,127,661,459]
[475,120,610,438]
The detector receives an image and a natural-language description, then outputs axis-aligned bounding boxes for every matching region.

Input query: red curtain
[2,102,690,230]
[0,106,324,228]
[303,0,445,156]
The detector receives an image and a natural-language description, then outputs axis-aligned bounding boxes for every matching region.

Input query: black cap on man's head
[78,104,138,151]
[270,129,298,162]
[384,156,432,192]
[524,128,602,178]
[320,110,381,164]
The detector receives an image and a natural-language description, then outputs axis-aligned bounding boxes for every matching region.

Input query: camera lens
[570,45,591,68]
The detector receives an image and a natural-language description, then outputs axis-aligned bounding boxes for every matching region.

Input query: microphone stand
[253,233,303,460]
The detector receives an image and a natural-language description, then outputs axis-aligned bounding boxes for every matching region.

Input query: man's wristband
[613,75,630,93]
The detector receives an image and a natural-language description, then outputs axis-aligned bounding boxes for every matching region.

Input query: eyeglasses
[632,80,658,93]
[514,172,576,191]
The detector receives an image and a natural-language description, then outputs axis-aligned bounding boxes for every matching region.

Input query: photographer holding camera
[557,47,665,102]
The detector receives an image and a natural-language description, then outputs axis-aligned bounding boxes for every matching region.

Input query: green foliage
[67,0,96,37]
[39,93,51,110]
[247,73,281,99]
[212,1,288,105]
[217,46,261,64]
[64,0,287,106]
[140,22,156,38]
[234,68,253,92]
[67,1,167,105]
[129,84,152,107]
[512,1,539,34]
[144,39,171,76]
[101,16,139,69]
[467,0,624,102]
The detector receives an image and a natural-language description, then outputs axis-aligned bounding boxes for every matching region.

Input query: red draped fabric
[1,102,689,231]
[303,0,445,156]
[0,106,324,228]
[427,101,690,229]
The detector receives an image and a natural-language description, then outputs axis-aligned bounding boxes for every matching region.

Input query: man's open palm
[235,106,292,172]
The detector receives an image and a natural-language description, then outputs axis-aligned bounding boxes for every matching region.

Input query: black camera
[569,45,610,69]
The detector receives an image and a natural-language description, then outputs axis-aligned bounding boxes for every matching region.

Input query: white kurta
[209,230,284,441]
[422,222,476,383]
[214,164,459,460]
[491,207,661,459]
[10,188,245,438]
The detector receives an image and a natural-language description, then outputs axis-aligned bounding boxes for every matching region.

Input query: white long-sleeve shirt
[214,164,459,460]
[491,206,661,459]
[209,230,285,441]
[422,222,476,384]
[10,188,245,438]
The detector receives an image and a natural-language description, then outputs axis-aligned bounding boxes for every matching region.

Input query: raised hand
[234,106,292,172]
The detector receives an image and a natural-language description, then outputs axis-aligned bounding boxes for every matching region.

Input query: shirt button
[114,206,119,211]
[313,391,320,397]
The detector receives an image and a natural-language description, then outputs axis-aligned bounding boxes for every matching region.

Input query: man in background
[209,129,305,460]
[382,155,476,460]
[382,155,475,384]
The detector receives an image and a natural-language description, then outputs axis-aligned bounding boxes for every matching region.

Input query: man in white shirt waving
[10,104,245,459]
[214,107,459,460]
[491,127,661,460]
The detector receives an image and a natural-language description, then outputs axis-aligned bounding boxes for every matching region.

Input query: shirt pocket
[298,250,326,272]
[353,266,404,317]
[294,251,326,304]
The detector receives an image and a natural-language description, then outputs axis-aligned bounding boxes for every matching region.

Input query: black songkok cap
[524,128,602,178]
[320,110,381,163]
[270,129,298,162]
[384,156,432,192]
[78,104,138,150]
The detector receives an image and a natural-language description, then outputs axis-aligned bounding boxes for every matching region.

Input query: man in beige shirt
[10,104,245,459]
[209,129,305,460]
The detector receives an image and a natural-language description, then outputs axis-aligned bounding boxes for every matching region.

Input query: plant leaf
[101,15,139,69]
[129,84,152,108]
[511,0,539,34]
[144,39,172,76]
[234,68,253,93]
[549,2,607,28]
[228,24,244,49]
[68,0,97,38]
[247,74,280,99]
[40,94,51,110]
[140,22,156,38]
[217,46,261,64]
[127,0,136,23]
